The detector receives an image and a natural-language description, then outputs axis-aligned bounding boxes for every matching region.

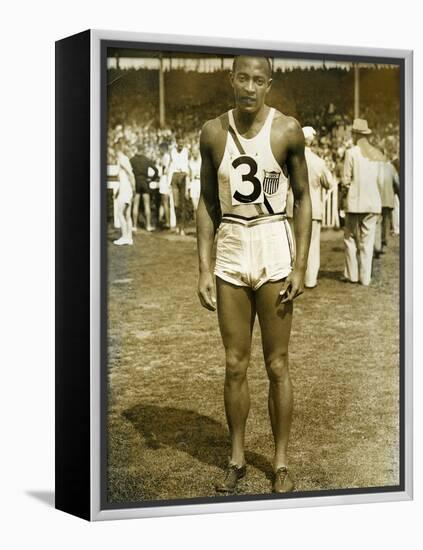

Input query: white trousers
[344,213,378,286]
[392,195,400,235]
[305,220,321,288]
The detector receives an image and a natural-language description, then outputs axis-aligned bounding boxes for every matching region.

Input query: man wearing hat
[342,119,383,286]
[302,126,334,288]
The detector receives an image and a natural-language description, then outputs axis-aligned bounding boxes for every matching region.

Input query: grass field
[106,224,400,504]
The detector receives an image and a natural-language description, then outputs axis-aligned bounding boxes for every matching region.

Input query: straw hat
[352,118,372,135]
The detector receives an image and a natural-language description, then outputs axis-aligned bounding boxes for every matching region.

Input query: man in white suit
[342,119,383,286]
[374,153,399,257]
[302,126,334,288]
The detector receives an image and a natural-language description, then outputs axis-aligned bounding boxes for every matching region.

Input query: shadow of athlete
[123,404,273,480]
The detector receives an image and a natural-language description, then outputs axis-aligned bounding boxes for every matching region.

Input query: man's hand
[279,268,305,304]
[198,271,216,311]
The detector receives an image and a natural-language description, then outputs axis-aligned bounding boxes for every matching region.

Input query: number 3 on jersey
[229,155,264,206]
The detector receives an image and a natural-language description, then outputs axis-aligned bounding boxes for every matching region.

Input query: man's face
[230,57,272,113]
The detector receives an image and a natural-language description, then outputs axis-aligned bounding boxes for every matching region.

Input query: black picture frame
[55,29,413,521]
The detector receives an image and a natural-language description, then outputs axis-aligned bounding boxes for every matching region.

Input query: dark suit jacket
[130,154,159,194]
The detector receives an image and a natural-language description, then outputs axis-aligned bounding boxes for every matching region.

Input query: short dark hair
[232,55,273,78]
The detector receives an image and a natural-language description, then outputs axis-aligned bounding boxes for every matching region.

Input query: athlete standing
[196,56,311,493]
[114,139,135,246]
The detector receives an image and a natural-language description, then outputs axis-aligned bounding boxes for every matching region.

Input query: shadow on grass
[123,404,273,480]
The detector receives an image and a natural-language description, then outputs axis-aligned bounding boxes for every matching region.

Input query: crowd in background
[107,66,400,233]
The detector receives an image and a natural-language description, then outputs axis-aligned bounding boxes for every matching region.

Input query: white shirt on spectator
[343,141,383,214]
[170,147,189,173]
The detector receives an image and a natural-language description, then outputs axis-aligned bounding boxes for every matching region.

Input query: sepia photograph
[102,42,403,508]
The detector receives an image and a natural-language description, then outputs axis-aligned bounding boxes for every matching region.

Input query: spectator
[188,144,201,223]
[169,138,190,236]
[114,140,135,246]
[130,143,159,232]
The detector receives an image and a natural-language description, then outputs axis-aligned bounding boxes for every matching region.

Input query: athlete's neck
[233,104,269,134]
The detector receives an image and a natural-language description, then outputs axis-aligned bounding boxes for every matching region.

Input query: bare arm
[281,120,312,302]
[196,121,221,311]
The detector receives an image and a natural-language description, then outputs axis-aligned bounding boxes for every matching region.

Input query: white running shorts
[214,213,294,291]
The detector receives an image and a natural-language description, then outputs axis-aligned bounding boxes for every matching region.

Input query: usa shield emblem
[262,170,281,196]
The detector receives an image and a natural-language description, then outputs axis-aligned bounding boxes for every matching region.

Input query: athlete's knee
[265,352,289,383]
[225,349,249,382]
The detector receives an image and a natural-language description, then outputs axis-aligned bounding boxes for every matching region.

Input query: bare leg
[161,194,170,227]
[132,193,141,229]
[172,180,180,233]
[255,281,293,471]
[116,202,128,239]
[216,277,255,467]
[142,193,152,230]
[124,203,133,241]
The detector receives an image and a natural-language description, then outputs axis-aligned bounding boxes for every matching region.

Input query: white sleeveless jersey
[217,108,288,218]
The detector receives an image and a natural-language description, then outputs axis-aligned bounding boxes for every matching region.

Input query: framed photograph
[55,29,413,521]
